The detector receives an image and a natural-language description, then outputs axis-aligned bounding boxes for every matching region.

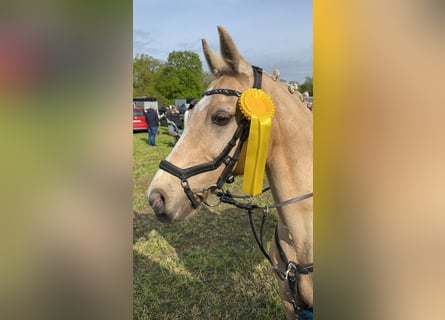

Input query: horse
[147,26,313,320]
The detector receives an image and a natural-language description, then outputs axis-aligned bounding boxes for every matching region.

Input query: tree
[202,71,215,89]
[133,54,162,97]
[298,76,313,97]
[155,51,204,102]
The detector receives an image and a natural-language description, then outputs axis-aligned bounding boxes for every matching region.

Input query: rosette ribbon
[239,89,275,196]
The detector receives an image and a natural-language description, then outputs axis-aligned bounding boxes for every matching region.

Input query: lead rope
[215,189,313,319]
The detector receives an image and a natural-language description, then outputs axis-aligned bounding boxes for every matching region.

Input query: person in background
[164,106,171,119]
[169,106,180,127]
[144,105,159,146]
[183,99,199,131]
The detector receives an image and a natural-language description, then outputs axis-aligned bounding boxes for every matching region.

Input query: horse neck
[263,77,313,199]
[263,77,313,263]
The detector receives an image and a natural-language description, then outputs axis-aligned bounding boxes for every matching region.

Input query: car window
[133,109,145,116]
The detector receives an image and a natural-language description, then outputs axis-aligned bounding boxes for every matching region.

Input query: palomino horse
[147,26,313,320]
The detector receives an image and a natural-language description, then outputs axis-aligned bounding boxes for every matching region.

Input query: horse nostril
[148,191,164,208]
[148,191,169,222]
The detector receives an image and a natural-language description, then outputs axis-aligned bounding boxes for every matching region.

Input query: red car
[133,107,148,131]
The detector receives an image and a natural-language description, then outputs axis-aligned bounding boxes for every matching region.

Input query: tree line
[133,51,313,106]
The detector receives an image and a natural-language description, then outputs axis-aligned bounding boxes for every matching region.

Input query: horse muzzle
[147,189,196,223]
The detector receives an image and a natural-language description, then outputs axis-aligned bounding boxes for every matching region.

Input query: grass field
[133,127,285,319]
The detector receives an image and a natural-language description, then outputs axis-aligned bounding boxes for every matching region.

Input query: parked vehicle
[133,107,148,132]
[133,96,158,111]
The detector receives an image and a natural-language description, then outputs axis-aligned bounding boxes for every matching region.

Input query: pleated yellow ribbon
[238,89,275,196]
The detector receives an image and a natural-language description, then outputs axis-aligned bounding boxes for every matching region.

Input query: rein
[215,189,314,275]
[158,65,313,319]
[214,188,313,320]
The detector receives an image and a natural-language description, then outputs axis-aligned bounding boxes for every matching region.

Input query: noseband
[158,66,263,208]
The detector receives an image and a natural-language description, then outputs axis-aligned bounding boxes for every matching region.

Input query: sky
[133,0,312,83]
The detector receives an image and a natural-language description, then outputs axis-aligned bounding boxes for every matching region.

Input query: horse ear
[202,38,225,77]
[217,25,251,75]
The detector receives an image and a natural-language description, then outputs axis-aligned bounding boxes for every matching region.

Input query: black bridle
[158,66,313,319]
[159,112,249,208]
[158,66,263,208]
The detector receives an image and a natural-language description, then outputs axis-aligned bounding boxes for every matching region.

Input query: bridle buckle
[285,262,298,281]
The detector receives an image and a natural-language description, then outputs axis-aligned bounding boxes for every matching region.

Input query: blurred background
[0,1,132,320]
[1,0,444,319]
[315,0,445,319]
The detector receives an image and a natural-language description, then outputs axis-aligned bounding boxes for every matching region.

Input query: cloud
[133,2,313,82]
[132,29,165,58]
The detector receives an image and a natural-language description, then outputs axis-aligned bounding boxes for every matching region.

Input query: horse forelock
[194,91,213,112]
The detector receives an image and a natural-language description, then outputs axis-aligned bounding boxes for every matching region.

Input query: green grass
[133,127,285,319]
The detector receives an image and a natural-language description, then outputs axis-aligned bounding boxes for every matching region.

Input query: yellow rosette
[238,88,275,195]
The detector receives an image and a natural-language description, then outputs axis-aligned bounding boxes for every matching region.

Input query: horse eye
[212,112,231,126]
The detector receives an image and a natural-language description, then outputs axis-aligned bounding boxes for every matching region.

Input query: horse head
[147,26,259,222]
